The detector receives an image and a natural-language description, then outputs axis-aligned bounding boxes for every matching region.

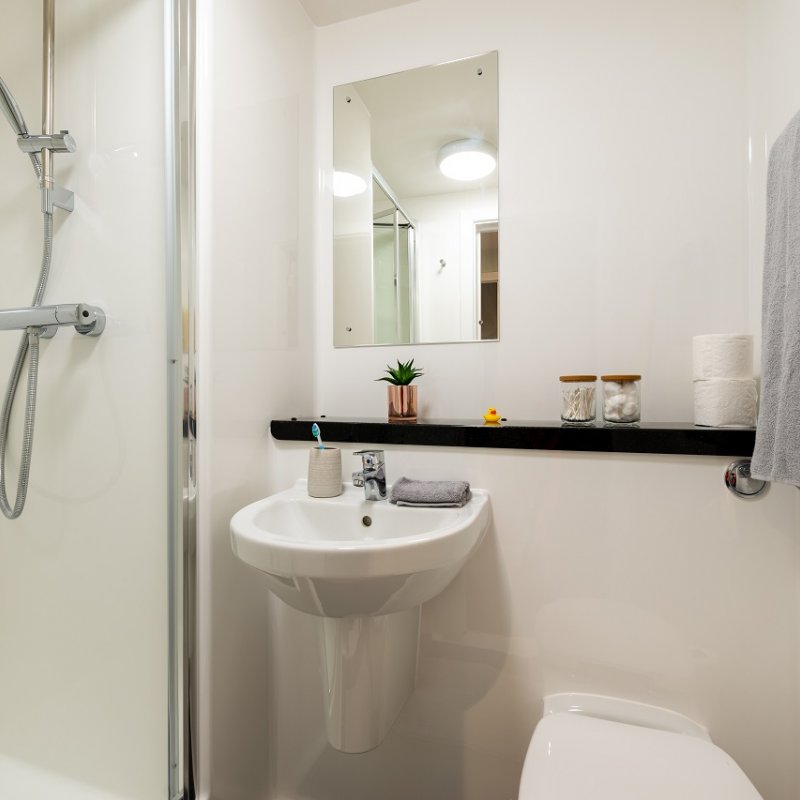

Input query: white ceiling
[298,0,419,26]
[343,53,499,200]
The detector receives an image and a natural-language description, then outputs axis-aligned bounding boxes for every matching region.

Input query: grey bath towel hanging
[752,109,800,485]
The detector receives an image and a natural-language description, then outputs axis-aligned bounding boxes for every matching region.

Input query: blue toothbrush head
[311,423,323,448]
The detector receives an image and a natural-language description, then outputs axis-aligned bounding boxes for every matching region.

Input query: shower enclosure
[0,1,191,798]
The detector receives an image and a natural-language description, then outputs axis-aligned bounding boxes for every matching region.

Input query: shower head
[0,75,29,136]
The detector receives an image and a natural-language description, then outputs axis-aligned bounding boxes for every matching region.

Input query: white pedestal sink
[230,479,491,752]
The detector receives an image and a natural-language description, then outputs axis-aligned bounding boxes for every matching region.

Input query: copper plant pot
[387,384,418,421]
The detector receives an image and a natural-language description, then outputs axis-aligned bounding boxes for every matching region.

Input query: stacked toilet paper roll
[692,334,757,427]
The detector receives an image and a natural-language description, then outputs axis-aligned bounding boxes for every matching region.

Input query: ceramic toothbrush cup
[307,446,343,498]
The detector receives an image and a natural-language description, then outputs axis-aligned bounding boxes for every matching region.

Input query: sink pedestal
[320,607,420,753]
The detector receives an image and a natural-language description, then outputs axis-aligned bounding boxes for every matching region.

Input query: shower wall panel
[194,0,316,798]
[0,2,169,798]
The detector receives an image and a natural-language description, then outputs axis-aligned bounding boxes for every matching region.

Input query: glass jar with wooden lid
[559,375,597,422]
[601,374,641,423]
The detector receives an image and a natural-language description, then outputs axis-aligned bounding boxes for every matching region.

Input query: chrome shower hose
[0,163,51,519]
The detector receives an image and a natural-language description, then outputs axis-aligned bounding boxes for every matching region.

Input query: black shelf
[271,417,755,457]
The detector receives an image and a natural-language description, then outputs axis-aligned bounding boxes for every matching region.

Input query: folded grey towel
[389,477,471,507]
[752,109,800,485]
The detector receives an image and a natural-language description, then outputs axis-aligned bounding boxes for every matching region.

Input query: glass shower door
[0,1,186,798]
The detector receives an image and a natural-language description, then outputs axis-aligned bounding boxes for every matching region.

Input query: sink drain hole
[361,516,372,527]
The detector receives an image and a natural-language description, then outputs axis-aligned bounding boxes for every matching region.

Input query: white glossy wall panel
[270,443,800,800]
[198,1,800,800]
[195,0,315,797]
[313,0,749,422]
[0,1,168,799]
[261,2,798,800]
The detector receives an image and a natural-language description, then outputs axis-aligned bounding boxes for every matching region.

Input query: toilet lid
[519,713,763,800]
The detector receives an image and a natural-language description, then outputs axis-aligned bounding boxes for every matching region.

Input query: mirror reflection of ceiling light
[437,139,497,181]
[333,170,367,197]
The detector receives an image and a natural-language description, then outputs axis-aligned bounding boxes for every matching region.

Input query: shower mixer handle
[17,130,76,154]
[0,303,105,337]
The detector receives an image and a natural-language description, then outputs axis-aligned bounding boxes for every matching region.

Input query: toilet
[519,693,763,799]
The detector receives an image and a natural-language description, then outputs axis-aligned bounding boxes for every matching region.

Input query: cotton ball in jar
[604,393,626,418]
[601,375,641,423]
[622,399,638,417]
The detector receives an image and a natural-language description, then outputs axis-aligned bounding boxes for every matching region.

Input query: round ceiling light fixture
[437,138,497,181]
[333,170,367,197]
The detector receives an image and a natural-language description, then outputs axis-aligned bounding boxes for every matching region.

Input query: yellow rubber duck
[483,407,501,424]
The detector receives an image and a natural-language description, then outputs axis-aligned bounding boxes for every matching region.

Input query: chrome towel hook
[724,459,768,499]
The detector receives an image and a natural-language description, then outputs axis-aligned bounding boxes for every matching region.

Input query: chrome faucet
[352,450,387,501]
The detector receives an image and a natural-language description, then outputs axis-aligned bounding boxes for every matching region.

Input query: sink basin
[230,478,491,753]
[230,478,490,617]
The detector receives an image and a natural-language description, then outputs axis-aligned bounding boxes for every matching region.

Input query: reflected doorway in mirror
[477,221,498,340]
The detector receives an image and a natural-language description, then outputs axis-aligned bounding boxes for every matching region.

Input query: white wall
[313,0,750,423]
[270,443,800,800]
[197,1,800,800]
[251,2,799,800]
[0,2,169,799]
[195,0,315,798]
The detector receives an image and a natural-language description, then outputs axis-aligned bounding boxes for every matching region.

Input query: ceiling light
[333,170,367,197]
[437,139,497,181]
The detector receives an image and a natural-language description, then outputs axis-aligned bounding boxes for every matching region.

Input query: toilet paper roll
[693,378,758,427]
[692,334,753,380]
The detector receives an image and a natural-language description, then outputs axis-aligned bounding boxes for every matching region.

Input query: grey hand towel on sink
[389,476,472,507]
[752,109,800,485]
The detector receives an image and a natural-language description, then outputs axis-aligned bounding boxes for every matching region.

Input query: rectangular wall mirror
[333,52,499,347]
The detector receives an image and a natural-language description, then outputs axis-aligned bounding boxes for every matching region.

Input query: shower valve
[0,303,105,337]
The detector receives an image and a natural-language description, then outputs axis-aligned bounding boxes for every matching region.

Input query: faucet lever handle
[353,449,384,468]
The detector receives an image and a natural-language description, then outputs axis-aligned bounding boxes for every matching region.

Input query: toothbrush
[311,422,324,449]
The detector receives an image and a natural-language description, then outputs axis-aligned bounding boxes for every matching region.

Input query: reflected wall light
[437,138,497,181]
[333,170,367,197]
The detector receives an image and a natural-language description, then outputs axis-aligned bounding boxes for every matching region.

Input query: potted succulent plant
[376,358,423,420]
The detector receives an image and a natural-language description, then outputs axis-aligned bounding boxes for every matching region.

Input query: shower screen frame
[166,0,196,797]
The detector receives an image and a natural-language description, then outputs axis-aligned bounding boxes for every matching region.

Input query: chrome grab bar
[0,303,105,337]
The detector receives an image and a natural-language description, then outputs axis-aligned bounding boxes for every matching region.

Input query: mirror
[333,52,499,347]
